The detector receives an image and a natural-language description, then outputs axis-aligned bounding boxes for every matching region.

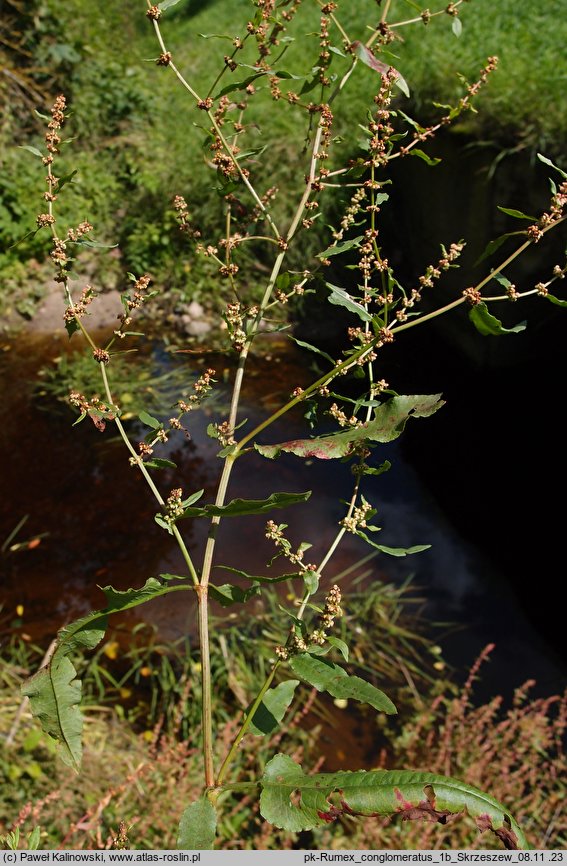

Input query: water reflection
[0,332,564,699]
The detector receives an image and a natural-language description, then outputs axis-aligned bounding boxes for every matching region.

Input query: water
[0,329,564,706]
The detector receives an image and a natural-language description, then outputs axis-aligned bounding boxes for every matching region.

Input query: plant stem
[216,662,280,786]
[197,585,215,787]
[98,363,199,586]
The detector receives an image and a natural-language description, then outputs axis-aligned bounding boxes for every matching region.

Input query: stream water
[1,327,565,714]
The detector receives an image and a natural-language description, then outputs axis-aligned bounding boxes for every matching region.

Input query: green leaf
[361,459,391,476]
[74,238,118,249]
[56,170,78,192]
[394,73,410,98]
[469,302,526,336]
[18,145,44,158]
[259,755,528,848]
[21,578,193,769]
[255,395,444,460]
[289,653,396,714]
[409,149,441,166]
[180,491,311,518]
[209,583,261,606]
[143,457,177,470]
[289,337,335,366]
[544,293,567,308]
[215,565,304,584]
[326,636,349,662]
[159,0,185,10]
[65,317,80,339]
[198,32,234,40]
[452,16,462,37]
[356,530,430,557]
[216,73,263,98]
[303,570,319,595]
[326,283,372,321]
[247,680,300,735]
[475,231,521,265]
[537,152,567,179]
[177,798,217,850]
[317,236,364,258]
[497,206,537,221]
[139,410,162,429]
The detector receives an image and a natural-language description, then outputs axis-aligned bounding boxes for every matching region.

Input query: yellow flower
[103,641,120,660]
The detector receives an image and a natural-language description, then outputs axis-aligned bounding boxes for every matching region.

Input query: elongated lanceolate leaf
[215,565,305,584]
[497,206,537,221]
[177,798,217,850]
[255,395,444,460]
[317,236,364,259]
[159,0,186,10]
[246,680,300,735]
[544,293,567,308]
[179,491,311,518]
[356,530,430,557]
[259,755,528,849]
[326,283,372,321]
[209,583,261,606]
[469,303,526,336]
[21,578,194,770]
[289,653,396,715]
[537,152,567,179]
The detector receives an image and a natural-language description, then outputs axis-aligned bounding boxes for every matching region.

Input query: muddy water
[0,330,564,710]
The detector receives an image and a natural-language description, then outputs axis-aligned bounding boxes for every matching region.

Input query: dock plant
[19,0,567,850]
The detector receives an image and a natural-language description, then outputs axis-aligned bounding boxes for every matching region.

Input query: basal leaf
[255,395,444,460]
[180,491,311,518]
[177,798,217,850]
[469,302,526,336]
[326,283,372,321]
[289,653,396,714]
[246,680,300,735]
[21,578,193,770]
[259,755,528,848]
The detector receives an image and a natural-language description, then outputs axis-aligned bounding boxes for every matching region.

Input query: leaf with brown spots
[255,395,444,460]
[259,755,527,848]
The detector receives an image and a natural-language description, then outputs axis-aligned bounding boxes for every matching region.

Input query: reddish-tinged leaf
[255,395,444,460]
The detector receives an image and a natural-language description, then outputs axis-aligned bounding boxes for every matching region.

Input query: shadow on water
[0,328,565,712]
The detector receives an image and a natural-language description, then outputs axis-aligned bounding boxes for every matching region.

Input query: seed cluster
[275,584,343,660]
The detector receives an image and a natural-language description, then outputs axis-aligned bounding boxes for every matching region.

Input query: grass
[2,0,566,312]
[1,612,565,850]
